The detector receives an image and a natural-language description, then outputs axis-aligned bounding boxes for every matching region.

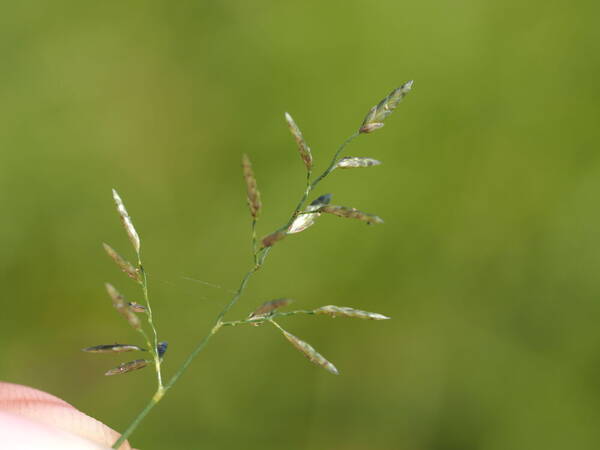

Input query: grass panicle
[89,82,413,449]
[112,189,141,255]
[272,321,339,376]
[103,243,141,283]
[105,283,141,330]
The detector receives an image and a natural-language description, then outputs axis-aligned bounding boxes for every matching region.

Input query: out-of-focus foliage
[1,1,599,449]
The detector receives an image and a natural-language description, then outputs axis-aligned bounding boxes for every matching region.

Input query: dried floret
[105,359,149,376]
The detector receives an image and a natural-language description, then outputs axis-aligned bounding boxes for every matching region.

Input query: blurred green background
[1,1,599,449]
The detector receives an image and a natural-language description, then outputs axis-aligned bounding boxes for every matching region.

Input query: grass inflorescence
[84,81,413,448]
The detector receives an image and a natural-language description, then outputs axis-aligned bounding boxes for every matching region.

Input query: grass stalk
[111,97,388,447]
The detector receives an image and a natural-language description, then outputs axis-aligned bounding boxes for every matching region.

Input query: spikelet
[105,359,149,376]
[105,283,141,330]
[359,80,413,134]
[261,230,287,248]
[288,193,333,234]
[319,205,384,225]
[336,157,382,169]
[242,154,262,219]
[285,112,313,170]
[128,302,147,313]
[315,305,390,320]
[282,330,339,375]
[102,243,141,283]
[249,298,294,318]
[82,344,146,353]
[112,189,141,255]
[157,341,168,359]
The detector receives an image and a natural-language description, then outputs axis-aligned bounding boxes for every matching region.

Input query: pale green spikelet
[359,80,413,134]
[315,305,390,320]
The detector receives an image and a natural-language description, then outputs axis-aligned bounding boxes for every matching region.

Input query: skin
[0,382,131,450]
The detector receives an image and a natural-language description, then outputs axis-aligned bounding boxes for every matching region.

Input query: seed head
[282,330,339,375]
[242,154,262,219]
[112,189,141,255]
[104,359,149,376]
[285,112,313,171]
[103,243,141,283]
[359,80,413,134]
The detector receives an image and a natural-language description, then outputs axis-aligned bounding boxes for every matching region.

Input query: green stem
[138,261,163,389]
[251,219,258,265]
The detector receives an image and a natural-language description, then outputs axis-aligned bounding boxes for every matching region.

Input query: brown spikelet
[112,189,141,255]
[285,112,313,170]
[105,283,141,330]
[261,230,287,248]
[103,243,142,283]
[336,157,382,169]
[315,305,390,320]
[250,298,294,318]
[82,344,146,353]
[104,359,149,376]
[319,205,384,225]
[282,330,339,375]
[242,154,262,219]
[359,81,413,134]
